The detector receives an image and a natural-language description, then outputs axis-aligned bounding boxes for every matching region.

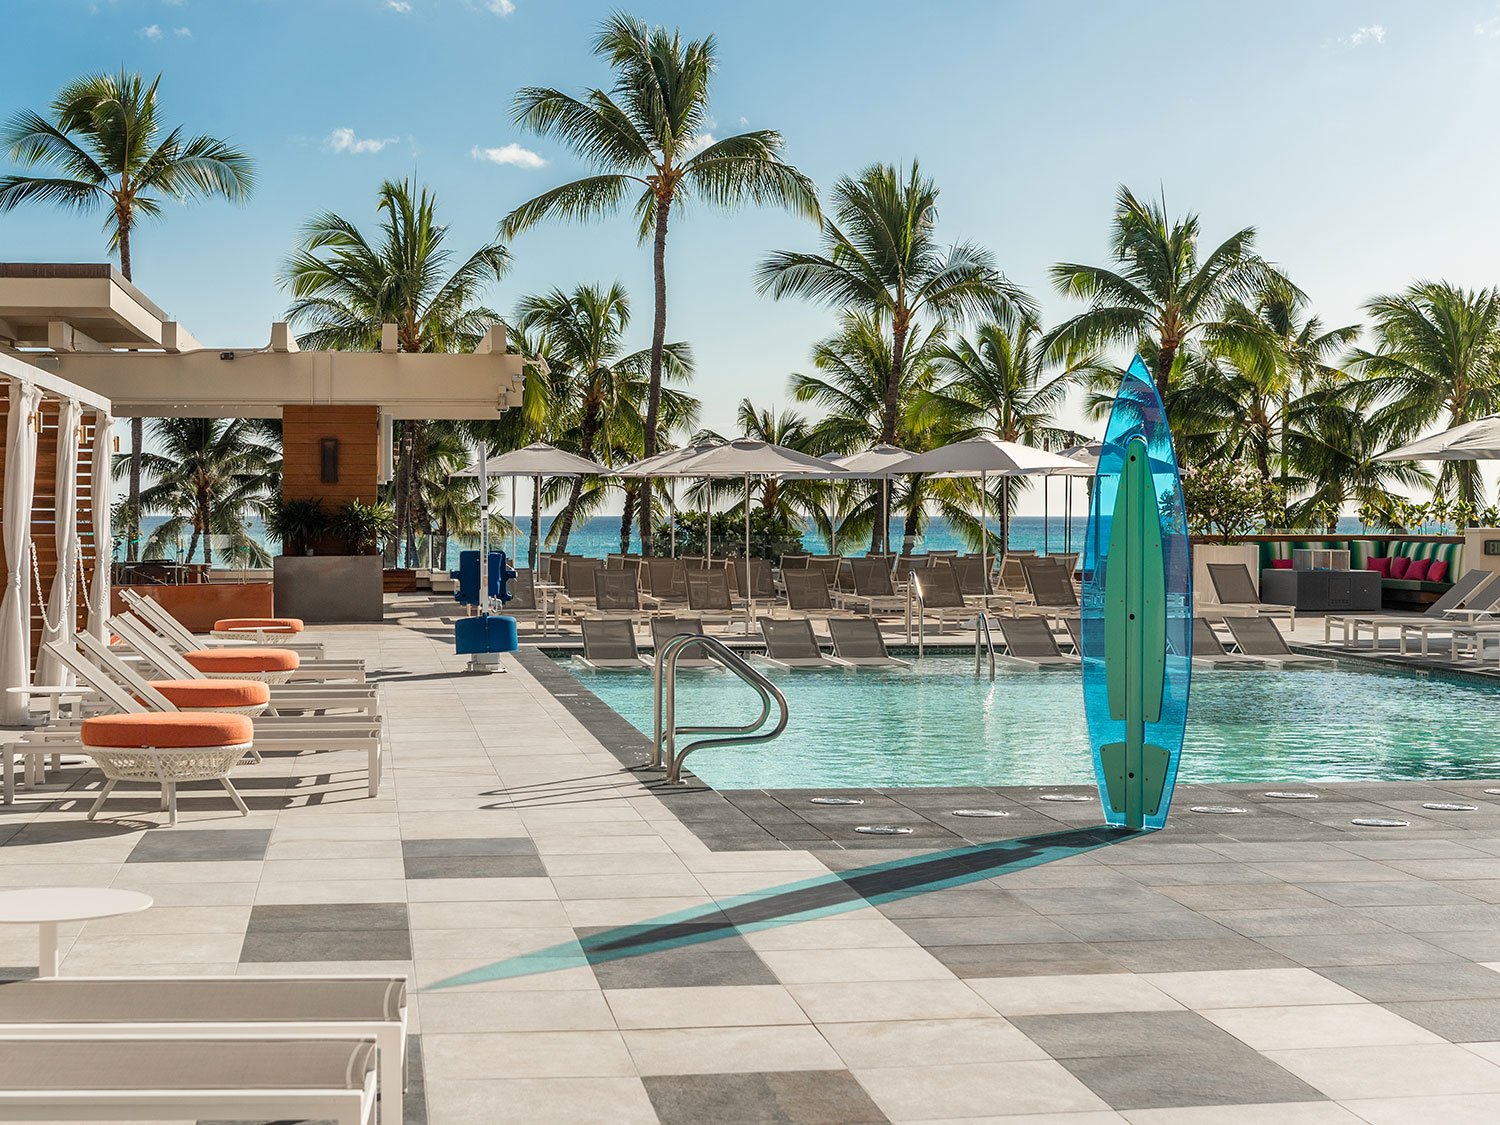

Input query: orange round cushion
[184,648,300,673]
[149,679,270,709]
[81,712,254,748]
[213,617,304,634]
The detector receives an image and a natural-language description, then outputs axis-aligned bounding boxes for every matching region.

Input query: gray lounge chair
[644,558,688,604]
[1325,568,1496,648]
[906,563,973,641]
[586,569,647,623]
[1189,617,1270,670]
[759,617,842,669]
[0,974,407,1125]
[781,570,849,619]
[686,569,740,628]
[1222,615,1330,666]
[1204,562,1295,626]
[827,617,911,668]
[994,615,1080,670]
[579,619,642,668]
[649,616,715,668]
[0,1034,378,1124]
[840,558,906,616]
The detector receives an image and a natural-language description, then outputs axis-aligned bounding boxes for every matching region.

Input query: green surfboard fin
[1102,436,1169,829]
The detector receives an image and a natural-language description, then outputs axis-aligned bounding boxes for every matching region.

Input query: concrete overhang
[25,335,527,418]
[0,263,197,351]
[0,347,112,413]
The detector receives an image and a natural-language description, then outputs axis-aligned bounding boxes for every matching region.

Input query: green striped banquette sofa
[1255,539,1466,608]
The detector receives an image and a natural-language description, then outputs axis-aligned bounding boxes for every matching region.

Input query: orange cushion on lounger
[148,679,270,709]
[184,648,300,673]
[81,712,254,748]
[213,617,305,634]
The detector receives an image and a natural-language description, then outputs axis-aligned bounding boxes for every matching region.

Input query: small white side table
[0,887,153,976]
[5,686,88,786]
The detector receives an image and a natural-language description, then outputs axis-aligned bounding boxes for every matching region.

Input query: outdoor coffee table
[0,887,152,976]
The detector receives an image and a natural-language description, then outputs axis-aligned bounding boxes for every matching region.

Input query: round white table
[0,887,153,976]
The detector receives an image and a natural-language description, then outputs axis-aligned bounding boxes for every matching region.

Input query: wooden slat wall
[282,404,380,509]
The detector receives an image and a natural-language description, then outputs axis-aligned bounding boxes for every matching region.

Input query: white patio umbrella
[616,438,725,558]
[830,444,913,554]
[663,439,845,618]
[1376,416,1500,461]
[894,436,1080,580]
[454,442,610,585]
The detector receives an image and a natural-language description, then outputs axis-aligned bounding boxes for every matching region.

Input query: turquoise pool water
[559,655,1500,789]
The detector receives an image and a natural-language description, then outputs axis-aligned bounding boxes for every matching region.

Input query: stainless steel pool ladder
[974,613,996,681]
[651,633,789,784]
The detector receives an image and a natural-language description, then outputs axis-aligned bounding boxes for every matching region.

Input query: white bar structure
[0,348,112,725]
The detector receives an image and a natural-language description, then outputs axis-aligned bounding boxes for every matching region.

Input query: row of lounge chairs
[1322,567,1500,660]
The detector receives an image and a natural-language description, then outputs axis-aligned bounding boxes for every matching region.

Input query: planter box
[272,555,383,624]
[110,583,273,633]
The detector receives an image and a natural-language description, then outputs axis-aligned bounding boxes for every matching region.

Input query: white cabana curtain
[36,398,81,686]
[1,381,44,724]
[88,411,113,642]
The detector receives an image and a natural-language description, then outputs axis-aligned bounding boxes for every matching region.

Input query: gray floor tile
[1058,1045,1325,1109]
[580,924,777,989]
[1387,999,1500,1042]
[1057,911,1234,942]
[1093,937,1297,973]
[247,902,409,932]
[892,914,1080,947]
[127,828,272,863]
[402,837,539,857]
[643,1069,888,1124]
[927,942,1124,979]
[1012,1010,1240,1058]
[403,855,548,879]
[1322,962,1500,1002]
[240,927,413,962]
[1257,932,1463,968]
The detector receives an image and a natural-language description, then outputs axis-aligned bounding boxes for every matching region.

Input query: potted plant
[331,499,396,556]
[265,497,330,556]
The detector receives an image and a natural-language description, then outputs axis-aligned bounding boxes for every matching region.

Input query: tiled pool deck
[8,604,1500,1122]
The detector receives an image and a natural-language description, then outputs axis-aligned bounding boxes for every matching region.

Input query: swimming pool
[559,655,1500,789]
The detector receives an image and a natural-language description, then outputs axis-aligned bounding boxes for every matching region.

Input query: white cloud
[173,25,191,36]
[386,0,411,11]
[1346,24,1386,46]
[487,0,515,15]
[680,133,715,157]
[326,127,399,155]
[1476,15,1500,37]
[737,115,749,128]
[162,0,187,6]
[139,23,162,38]
[471,143,546,168]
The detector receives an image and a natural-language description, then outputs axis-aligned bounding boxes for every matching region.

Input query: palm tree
[922,314,1089,551]
[1347,281,1500,514]
[128,417,277,567]
[280,178,511,564]
[1047,186,1277,396]
[758,161,1027,457]
[1284,387,1432,532]
[502,13,819,554]
[514,283,694,553]
[0,69,255,561]
[791,311,947,551]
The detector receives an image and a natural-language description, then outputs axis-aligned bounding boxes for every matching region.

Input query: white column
[36,398,82,685]
[87,412,113,642]
[1,382,44,724]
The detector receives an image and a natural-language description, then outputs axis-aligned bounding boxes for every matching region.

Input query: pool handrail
[651,633,789,784]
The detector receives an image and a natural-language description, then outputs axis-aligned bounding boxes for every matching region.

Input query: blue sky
[4,0,1500,512]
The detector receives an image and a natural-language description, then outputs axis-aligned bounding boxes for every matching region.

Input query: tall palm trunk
[1156,338,1177,395]
[879,314,909,553]
[553,403,601,554]
[619,482,639,554]
[529,476,541,568]
[387,420,416,565]
[637,195,671,557]
[199,492,213,567]
[119,239,143,562]
[901,500,921,556]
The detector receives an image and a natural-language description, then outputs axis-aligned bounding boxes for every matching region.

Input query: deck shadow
[426,825,1137,989]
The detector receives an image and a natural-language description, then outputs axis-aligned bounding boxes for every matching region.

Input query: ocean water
[130,514,1372,568]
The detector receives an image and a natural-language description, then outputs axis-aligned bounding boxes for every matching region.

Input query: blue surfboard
[1080,356,1192,830]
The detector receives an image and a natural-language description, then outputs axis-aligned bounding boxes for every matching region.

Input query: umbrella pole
[980,470,988,589]
[477,440,489,614]
[883,478,889,555]
[745,471,753,629]
[705,477,711,563]
[670,478,676,559]
[1044,476,1050,555]
[510,475,517,568]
